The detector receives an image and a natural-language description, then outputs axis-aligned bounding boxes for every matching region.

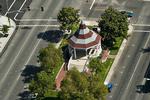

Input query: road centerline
[121,34,150,100]
[5,0,16,16]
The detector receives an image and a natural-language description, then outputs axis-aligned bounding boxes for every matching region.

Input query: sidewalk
[0,15,16,55]
[104,24,134,85]
[82,20,98,26]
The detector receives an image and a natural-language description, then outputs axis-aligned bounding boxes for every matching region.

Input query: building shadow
[136,62,150,93]
[136,80,150,94]
[144,62,150,80]
[37,30,63,43]
[135,62,150,93]
[136,81,150,94]
[142,62,150,93]
[142,80,150,93]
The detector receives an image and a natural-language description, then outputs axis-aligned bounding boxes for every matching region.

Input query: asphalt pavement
[0,0,83,100]
[0,1,98,99]
[106,1,150,100]
[0,0,149,100]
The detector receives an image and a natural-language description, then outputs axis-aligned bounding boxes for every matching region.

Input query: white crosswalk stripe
[132,24,150,27]
[17,24,59,27]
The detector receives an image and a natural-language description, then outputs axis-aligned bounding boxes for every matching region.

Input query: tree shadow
[18,65,41,99]
[43,97,59,100]
[109,46,118,50]
[21,65,41,83]
[37,30,64,43]
[62,45,71,62]
[18,91,31,100]
[140,47,150,53]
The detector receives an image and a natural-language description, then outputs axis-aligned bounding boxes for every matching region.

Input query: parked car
[120,10,134,18]
[107,83,113,92]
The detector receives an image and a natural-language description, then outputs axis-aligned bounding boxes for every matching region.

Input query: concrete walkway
[104,25,134,85]
[0,15,16,55]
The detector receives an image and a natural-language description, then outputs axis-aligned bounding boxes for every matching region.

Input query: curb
[0,16,16,57]
[104,24,133,85]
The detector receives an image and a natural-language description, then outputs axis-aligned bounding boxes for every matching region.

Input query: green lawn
[45,90,59,99]
[110,37,124,55]
[50,62,63,82]
[99,58,114,82]
[88,58,114,82]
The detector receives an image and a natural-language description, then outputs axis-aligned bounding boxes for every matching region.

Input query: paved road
[0,0,149,99]
[79,0,144,23]
[0,0,83,100]
[106,1,150,100]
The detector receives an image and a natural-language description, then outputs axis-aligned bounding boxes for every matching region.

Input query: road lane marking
[131,44,135,47]
[122,66,126,69]
[14,0,27,21]
[109,95,112,98]
[114,83,118,86]
[15,18,57,21]
[16,24,59,27]
[120,71,123,74]
[0,22,38,91]
[135,62,150,100]
[127,55,130,58]
[5,0,16,16]
[143,0,150,1]
[90,0,96,10]
[122,34,150,100]
[2,25,40,100]
[3,0,65,99]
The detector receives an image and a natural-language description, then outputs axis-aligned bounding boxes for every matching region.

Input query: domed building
[67,21,102,72]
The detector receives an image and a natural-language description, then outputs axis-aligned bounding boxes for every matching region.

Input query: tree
[0,25,9,37]
[29,71,53,100]
[98,7,128,48]
[38,44,63,73]
[57,7,80,32]
[88,58,102,73]
[58,68,89,100]
[58,68,108,100]
[88,74,108,100]
[29,44,64,100]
